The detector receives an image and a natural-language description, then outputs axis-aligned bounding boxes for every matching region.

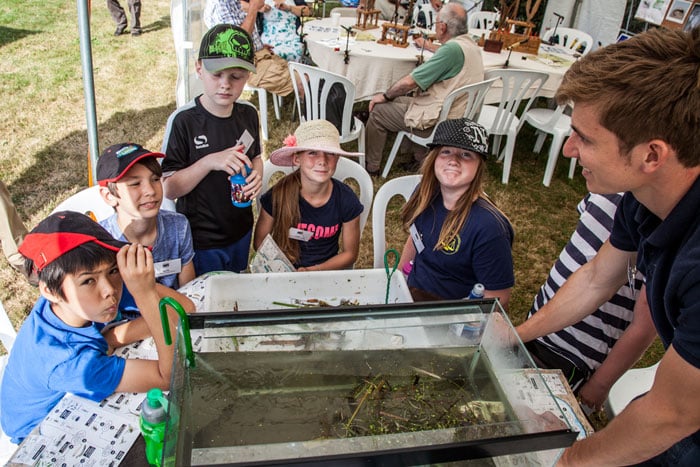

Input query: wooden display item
[488,19,541,55]
[355,0,381,30]
[377,22,411,48]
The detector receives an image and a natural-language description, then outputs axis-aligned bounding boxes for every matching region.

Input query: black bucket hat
[428,118,490,158]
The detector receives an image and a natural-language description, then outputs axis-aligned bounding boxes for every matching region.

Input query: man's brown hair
[556,28,700,166]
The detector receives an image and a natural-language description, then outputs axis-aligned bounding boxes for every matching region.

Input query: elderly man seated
[364,2,484,175]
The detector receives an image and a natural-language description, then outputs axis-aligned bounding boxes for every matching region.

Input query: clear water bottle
[468,283,485,299]
[230,165,252,208]
[140,388,169,466]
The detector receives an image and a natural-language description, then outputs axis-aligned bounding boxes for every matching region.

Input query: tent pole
[77,0,99,186]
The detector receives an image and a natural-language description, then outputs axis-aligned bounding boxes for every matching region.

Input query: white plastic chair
[516,104,576,186]
[261,157,373,236]
[244,85,283,141]
[605,362,659,419]
[381,77,499,178]
[288,62,366,168]
[0,300,16,358]
[52,186,177,221]
[542,27,594,55]
[468,11,498,30]
[330,7,358,17]
[0,299,18,464]
[372,175,421,268]
[476,69,549,184]
[51,185,114,221]
[412,3,438,30]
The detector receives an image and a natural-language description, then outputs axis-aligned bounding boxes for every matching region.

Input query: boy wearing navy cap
[161,24,264,275]
[97,143,195,292]
[0,211,179,443]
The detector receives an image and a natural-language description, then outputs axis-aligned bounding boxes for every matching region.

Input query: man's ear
[641,139,674,174]
[39,281,61,303]
[99,185,119,208]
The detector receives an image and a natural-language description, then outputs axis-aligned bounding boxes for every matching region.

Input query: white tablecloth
[304,18,576,102]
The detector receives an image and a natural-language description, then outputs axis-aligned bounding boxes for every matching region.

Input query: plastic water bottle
[468,283,485,299]
[230,165,252,208]
[402,260,414,277]
[140,388,169,466]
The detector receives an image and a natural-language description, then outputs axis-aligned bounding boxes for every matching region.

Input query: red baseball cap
[19,211,127,271]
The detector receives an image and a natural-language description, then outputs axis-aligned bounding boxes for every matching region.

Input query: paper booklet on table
[250,234,296,273]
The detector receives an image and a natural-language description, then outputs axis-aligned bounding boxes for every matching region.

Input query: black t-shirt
[162,97,261,249]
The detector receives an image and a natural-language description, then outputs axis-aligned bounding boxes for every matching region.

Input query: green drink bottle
[140,388,169,466]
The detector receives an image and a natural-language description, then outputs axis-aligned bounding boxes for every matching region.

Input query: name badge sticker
[289,228,313,242]
[409,223,425,254]
[154,258,182,278]
[236,129,255,155]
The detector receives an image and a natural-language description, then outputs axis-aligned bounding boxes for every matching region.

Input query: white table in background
[304,18,576,102]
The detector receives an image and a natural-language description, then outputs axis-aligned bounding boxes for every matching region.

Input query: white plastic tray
[204,268,413,312]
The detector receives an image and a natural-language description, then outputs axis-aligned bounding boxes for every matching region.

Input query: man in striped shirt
[523,193,657,410]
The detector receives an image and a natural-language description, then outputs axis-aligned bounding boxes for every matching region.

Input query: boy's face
[104,163,163,221]
[41,259,123,327]
[196,61,250,115]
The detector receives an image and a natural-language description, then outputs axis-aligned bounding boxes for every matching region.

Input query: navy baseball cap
[96,143,164,187]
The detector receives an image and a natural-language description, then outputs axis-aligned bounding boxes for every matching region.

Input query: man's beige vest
[404,34,484,130]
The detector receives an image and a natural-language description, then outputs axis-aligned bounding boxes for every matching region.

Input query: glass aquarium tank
[162,299,577,466]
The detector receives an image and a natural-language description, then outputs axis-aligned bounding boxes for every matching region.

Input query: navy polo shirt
[610,177,700,369]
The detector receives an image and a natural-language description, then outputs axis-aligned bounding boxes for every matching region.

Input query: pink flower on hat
[283,134,297,147]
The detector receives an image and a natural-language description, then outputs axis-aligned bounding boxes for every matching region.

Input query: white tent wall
[171,0,207,107]
[540,0,627,50]
[575,0,627,47]
[540,0,577,37]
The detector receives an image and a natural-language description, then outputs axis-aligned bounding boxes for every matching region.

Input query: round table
[304,16,434,100]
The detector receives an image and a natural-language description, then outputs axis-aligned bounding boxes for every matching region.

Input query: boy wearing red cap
[0,212,179,443]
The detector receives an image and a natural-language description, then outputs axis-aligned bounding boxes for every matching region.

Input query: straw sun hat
[269,120,363,166]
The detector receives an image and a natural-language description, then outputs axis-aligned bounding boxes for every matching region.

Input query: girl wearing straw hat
[398,118,515,307]
[254,120,364,270]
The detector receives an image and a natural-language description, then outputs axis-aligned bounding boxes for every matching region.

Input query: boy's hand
[208,146,253,176]
[117,244,156,296]
[243,168,262,199]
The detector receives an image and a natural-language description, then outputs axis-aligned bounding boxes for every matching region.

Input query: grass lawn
[0,0,662,380]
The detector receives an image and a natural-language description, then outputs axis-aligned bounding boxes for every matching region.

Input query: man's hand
[248,0,265,13]
[117,244,156,297]
[577,378,609,411]
[369,92,389,112]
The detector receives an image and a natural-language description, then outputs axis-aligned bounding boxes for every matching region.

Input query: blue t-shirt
[408,195,515,300]
[0,297,126,442]
[260,178,363,268]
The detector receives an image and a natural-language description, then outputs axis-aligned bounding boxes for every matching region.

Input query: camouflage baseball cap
[199,24,256,73]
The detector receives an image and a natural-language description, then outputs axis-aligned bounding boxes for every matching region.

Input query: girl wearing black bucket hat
[398,118,515,306]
